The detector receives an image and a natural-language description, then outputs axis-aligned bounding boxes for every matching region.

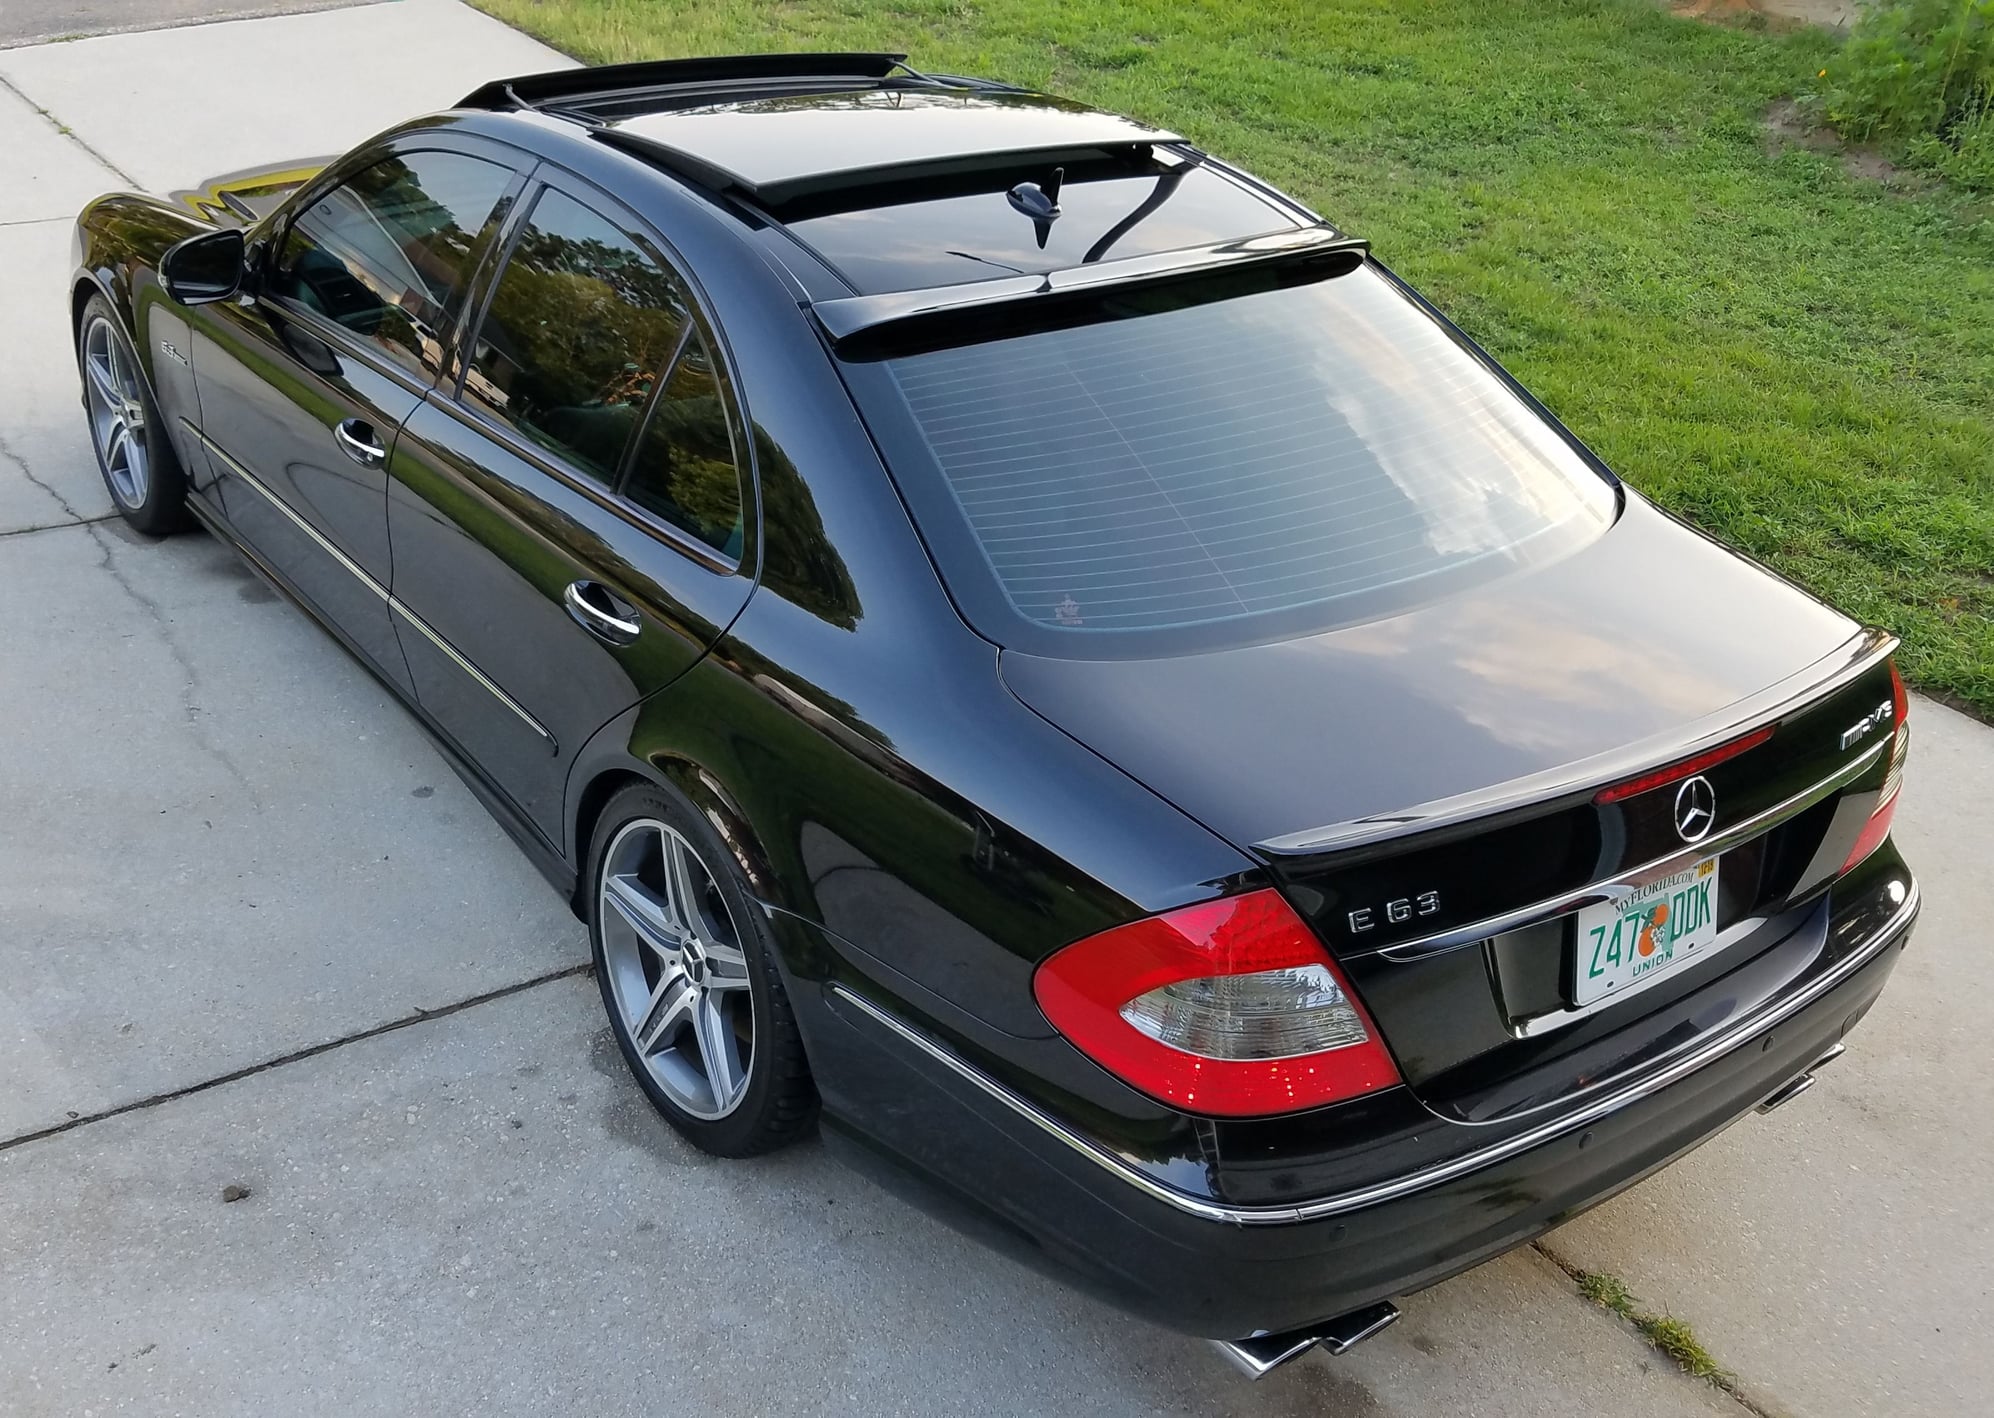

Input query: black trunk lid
[1001,499,1899,1119]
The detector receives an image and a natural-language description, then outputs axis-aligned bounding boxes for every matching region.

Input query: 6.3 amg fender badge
[1674,775,1717,844]
[159,340,189,367]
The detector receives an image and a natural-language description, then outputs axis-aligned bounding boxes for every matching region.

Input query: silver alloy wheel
[81,317,151,510]
[598,818,755,1120]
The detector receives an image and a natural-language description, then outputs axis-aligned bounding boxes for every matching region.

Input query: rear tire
[77,293,191,536]
[586,780,816,1157]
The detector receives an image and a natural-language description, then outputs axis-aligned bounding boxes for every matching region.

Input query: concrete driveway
[0,3,1986,1413]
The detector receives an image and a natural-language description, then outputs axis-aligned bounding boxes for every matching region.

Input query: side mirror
[160,227,246,305]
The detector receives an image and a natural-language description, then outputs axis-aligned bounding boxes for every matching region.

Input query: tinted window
[624,330,745,558]
[272,151,512,376]
[464,187,690,486]
[870,266,1616,646]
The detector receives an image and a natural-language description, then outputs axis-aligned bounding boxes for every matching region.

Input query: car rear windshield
[848,264,1617,656]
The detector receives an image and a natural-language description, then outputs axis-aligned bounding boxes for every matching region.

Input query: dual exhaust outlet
[1211,1301,1400,1380]
[1213,1039,1848,1380]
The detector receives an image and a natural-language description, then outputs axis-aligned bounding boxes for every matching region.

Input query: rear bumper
[808,866,1917,1340]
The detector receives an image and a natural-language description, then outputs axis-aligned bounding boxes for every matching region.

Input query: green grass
[1576,1268,1730,1385]
[473,0,1994,717]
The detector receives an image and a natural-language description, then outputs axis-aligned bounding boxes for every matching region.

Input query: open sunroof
[598,89,1182,207]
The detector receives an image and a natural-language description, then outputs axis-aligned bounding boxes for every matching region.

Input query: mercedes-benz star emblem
[1674,775,1717,844]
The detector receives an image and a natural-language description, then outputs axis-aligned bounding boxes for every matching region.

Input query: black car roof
[458,54,1351,339]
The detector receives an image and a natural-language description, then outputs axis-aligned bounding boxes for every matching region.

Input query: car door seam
[193,424,556,749]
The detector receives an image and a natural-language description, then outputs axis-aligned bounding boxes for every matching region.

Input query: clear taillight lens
[1033,889,1401,1117]
[1120,965,1371,1059]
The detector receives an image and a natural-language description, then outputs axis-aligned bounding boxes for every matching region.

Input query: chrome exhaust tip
[1211,1300,1401,1379]
[1756,1042,1846,1115]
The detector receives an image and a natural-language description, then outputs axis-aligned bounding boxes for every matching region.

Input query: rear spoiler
[1256,626,1900,857]
[809,225,1370,358]
[456,52,911,113]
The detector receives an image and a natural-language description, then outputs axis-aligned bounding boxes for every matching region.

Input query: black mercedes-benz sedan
[71,53,1918,1377]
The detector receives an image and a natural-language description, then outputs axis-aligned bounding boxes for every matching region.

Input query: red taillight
[1595,724,1776,804]
[1841,661,1910,873]
[1032,889,1401,1118]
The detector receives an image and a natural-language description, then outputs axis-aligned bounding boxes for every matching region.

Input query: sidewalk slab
[1548,694,1993,1418]
[0,975,1738,1418]
[1,0,385,50]
[0,0,569,194]
[0,79,121,223]
[0,519,582,1141]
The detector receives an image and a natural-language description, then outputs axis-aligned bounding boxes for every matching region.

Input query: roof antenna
[1007,166,1063,249]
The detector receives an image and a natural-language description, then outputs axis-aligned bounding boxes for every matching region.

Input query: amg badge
[1840,698,1896,752]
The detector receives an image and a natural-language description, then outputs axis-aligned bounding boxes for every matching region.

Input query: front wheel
[77,294,191,536]
[586,781,816,1157]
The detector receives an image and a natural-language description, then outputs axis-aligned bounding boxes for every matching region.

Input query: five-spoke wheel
[598,818,755,1120]
[75,294,188,535]
[82,315,152,511]
[587,783,816,1155]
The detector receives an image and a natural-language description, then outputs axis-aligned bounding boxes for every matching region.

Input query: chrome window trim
[257,297,440,399]
[419,389,742,578]
[443,169,755,579]
[260,143,527,390]
[194,425,555,748]
[1374,734,1889,963]
[826,876,1916,1227]
[1256,626,1897,858]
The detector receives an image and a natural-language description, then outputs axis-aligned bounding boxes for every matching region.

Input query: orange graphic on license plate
[1637,902,1670,958]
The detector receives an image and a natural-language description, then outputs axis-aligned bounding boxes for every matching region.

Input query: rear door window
[462,187,690,488]
[270,150,514,377]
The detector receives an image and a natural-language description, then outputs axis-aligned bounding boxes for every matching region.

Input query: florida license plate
[1572,856,1721,1007]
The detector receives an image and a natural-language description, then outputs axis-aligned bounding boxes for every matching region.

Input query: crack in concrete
[1532,1240,1779,1418]
[87,517,265,808]
[0,69,137,187]
[0,423,87,525]
[0,962,591,1156]
[0,511,119,539]
[0,426,265,805]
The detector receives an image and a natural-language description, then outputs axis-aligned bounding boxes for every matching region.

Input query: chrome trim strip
[827,877,1916,1227]
[1376,737,1888,962]
[196,426,555,748]
[388,599,555,747]
[420,391,742,578]
[195,426,388,603]
[1256,627,1897,857]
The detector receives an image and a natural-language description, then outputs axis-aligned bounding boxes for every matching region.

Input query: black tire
[585,780,816,1157]
[76,293,192,536]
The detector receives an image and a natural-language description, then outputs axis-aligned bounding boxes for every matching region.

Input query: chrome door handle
[564,581,641,646]
[334,418,386,467]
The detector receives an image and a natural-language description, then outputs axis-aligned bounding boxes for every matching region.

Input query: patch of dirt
[1672,0,1854,30]
[1764,98,1930,189]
